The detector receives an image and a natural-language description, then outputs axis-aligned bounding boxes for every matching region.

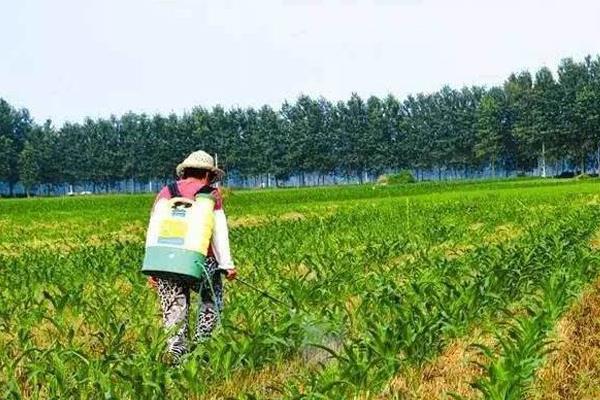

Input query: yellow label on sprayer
[146,195,215,255]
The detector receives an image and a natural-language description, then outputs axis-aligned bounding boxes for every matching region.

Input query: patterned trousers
[155,257,223,359]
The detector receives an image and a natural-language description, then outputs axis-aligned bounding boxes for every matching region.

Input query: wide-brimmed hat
[176,150,225,182]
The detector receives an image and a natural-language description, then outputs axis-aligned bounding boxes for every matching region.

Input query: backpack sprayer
[141,181,289,309]
[141,183,216,280]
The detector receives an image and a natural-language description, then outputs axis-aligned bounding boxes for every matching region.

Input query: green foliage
[0,98,31,194]
[4,55,600,195]
[1,179,600,398]
[378,170,416,185]
[0,135,15,181]
[18,141,40,195]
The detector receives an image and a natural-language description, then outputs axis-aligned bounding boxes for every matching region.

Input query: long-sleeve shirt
[155,178,235,270]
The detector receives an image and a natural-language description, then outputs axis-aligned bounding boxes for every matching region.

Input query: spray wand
[218,269,293,309]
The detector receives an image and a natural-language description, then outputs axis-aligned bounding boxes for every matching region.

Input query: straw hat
[176,150,225,182]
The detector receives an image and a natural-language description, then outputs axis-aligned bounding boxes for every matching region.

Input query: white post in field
[597,144,600,175]
[541,142,547,178]
[214,153,220,187]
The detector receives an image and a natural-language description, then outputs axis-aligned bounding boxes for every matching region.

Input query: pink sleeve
[157,186,170,200]
[211,188,223,210]
[152,186,170,210]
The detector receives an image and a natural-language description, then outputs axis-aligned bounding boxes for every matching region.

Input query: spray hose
[233,277,289,307]
[191,264,300,340]
[214,268,295,309]
[211,268,338,360]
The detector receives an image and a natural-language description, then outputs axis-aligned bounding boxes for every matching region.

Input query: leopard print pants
[155,257,223,359]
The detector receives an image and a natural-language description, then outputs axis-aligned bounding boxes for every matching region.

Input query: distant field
[1,178,600,399]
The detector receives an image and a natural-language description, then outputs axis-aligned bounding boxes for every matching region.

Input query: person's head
[176,150,225,184]
[181,167,214,182]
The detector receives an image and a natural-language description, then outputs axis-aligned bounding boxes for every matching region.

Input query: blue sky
[1,0,600,124]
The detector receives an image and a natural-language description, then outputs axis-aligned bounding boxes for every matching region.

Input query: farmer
[147,150,236,360]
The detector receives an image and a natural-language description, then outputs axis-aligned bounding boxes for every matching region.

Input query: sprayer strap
[167,182,182,198]
[194,185,214,196]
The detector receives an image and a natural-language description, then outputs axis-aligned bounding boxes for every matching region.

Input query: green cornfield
[1,178,600,399]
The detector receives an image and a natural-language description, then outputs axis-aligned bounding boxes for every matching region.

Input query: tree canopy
[2,55,600,195]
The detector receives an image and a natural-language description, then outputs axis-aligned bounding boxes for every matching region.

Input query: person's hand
[225,268,237,281]
[148,276,157,288]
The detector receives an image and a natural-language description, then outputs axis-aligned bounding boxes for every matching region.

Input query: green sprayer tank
[141,193,215,281]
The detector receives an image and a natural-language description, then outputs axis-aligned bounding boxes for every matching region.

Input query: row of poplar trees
[1,55,600,195]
